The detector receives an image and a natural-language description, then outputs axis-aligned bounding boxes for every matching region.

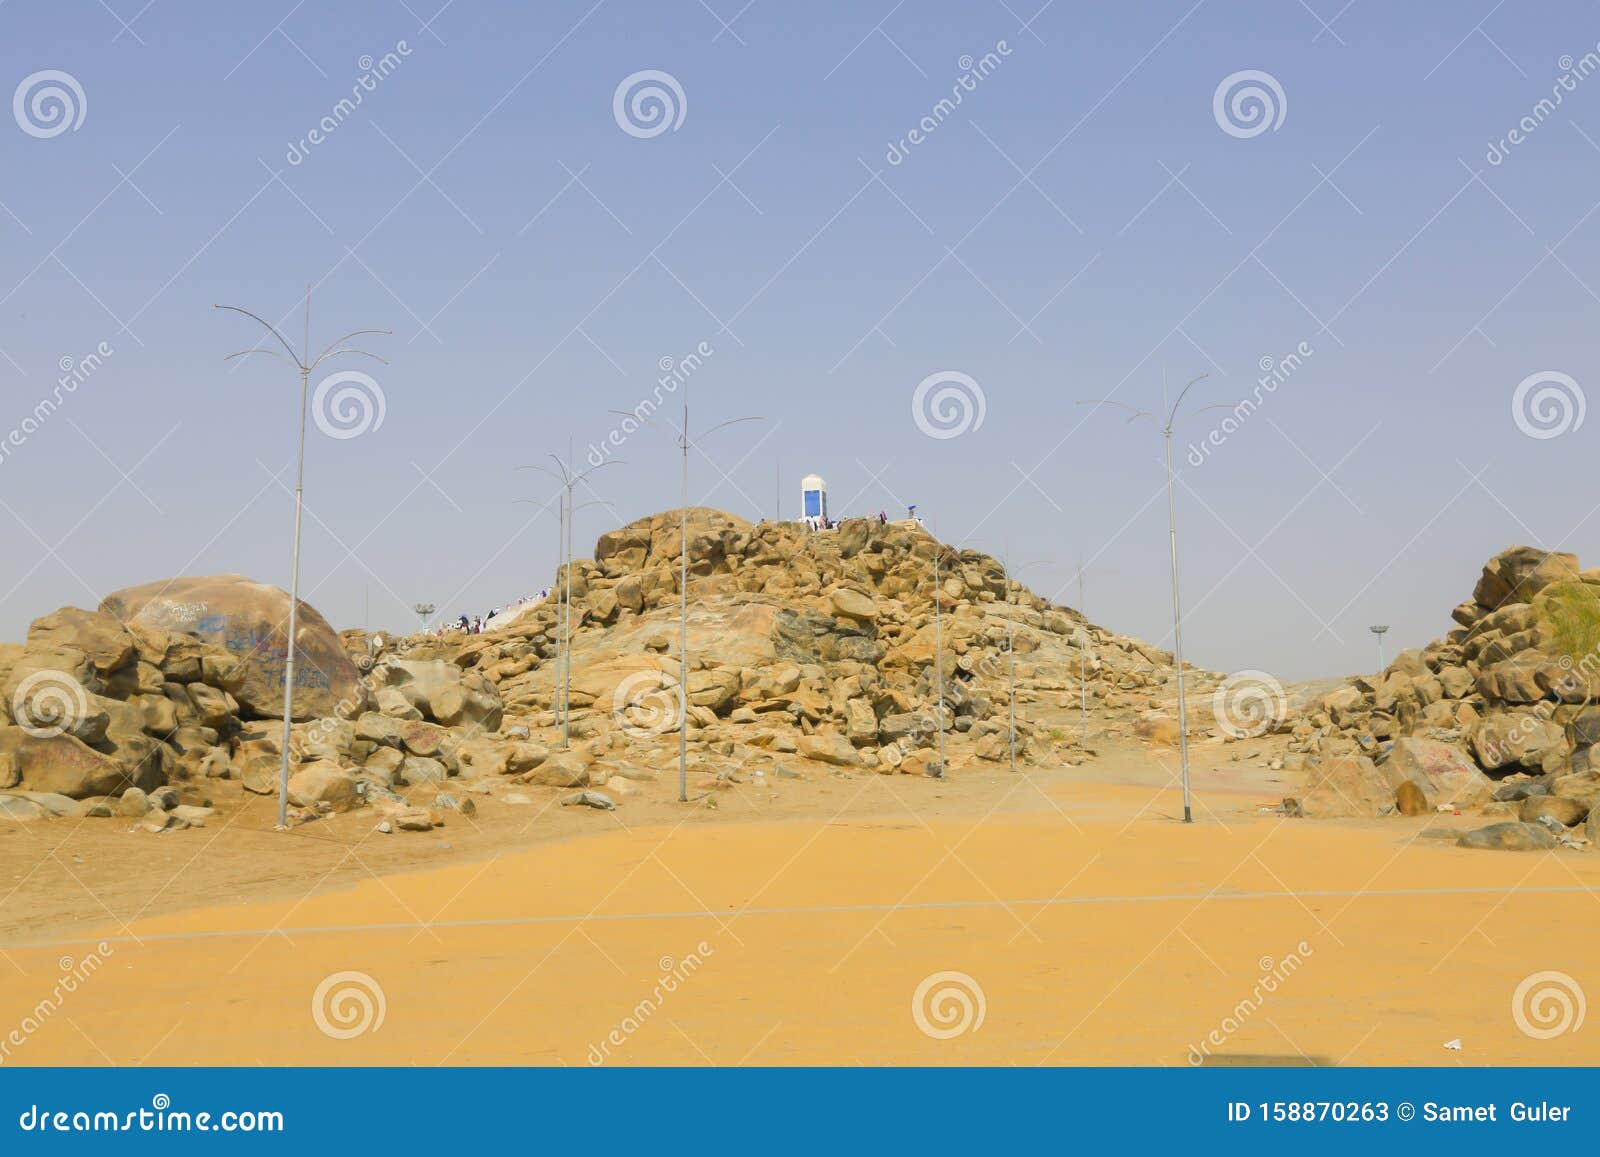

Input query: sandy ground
[2,740,1598,1067]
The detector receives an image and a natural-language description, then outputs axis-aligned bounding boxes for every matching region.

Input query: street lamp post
[1076,566,1089,747]
[215,292,387,831]
[1007,561,1017,774]
[519,458,622,749]
[1004,554,1077,767]
[1370,624,1390,672]
[1079,372,1213,825]
[610,400,762,803]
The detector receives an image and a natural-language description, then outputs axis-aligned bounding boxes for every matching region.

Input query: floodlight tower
[1370,624,1390,672]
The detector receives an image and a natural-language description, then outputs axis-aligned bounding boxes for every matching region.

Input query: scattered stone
[1456,821,1558,852]
[0,796,49,821]
[286,762,360,810]
[1395,780,1429,816]
[1520,795,1588,827]
[434,793,477,818]
[797,733,861,767]
[116,787,149,817]
[521,751,589,787]
[559,790,616,810]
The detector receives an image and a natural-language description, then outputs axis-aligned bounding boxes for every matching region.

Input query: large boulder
[1473,547,1580,610]
[1382,737,1494,807]
[286,761,360,810]
[1476,653,1562,704]
[377,659,503,733]
[522,750,588,787]
[1469,710,1567,773]
[829,588,879,622]
[99,575,361,721]
[0,726,151,798]
[797,732,861,767]
[2,655,109,742]
[24,607,135,674]
[1301,755,1398,818]
[1456,821,1558,851]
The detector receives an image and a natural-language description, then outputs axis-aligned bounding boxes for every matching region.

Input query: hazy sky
[2,0,1598,681]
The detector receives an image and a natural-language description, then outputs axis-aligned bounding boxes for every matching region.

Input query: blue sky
[2,0,1599,680]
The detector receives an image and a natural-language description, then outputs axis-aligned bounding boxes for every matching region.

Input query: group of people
[451,612,495,635]
[800,510,892,533]
[431,588,551,636]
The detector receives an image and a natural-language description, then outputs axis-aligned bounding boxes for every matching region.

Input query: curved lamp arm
[213,304,303,368]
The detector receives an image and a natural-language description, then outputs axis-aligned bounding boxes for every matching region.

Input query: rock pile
[0,576,508,832]
[0,509,1214,832]
[1295,545,1600,848]
[424,509,1211,778]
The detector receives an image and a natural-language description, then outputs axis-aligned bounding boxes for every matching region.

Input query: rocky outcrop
[99,574,362,720]
[438,509,1212,785]
[0,509,1214,831]
[0,604,246,798]
[1294,547,1600,818]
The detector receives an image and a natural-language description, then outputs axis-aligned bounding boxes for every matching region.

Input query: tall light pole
[1080,372,1213,824]
[513,492,568,731]
[413,602,435,631]
[611,400,762,803]
[1006,553,1017,774]
[520,459,622,749]
[1370,624,1389,672]
[1063,559,1120,748]
[216,292,388,831]
[1006,554,1075,767]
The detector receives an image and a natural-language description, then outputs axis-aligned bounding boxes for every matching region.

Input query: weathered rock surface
[1456,821,1559,851]
[100,574,362,720]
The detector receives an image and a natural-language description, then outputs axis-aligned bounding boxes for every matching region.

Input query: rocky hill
[0,509,1225,832]
[1295,545,1600,849]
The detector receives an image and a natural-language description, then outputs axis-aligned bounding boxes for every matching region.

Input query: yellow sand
[2,771,1597,1067]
